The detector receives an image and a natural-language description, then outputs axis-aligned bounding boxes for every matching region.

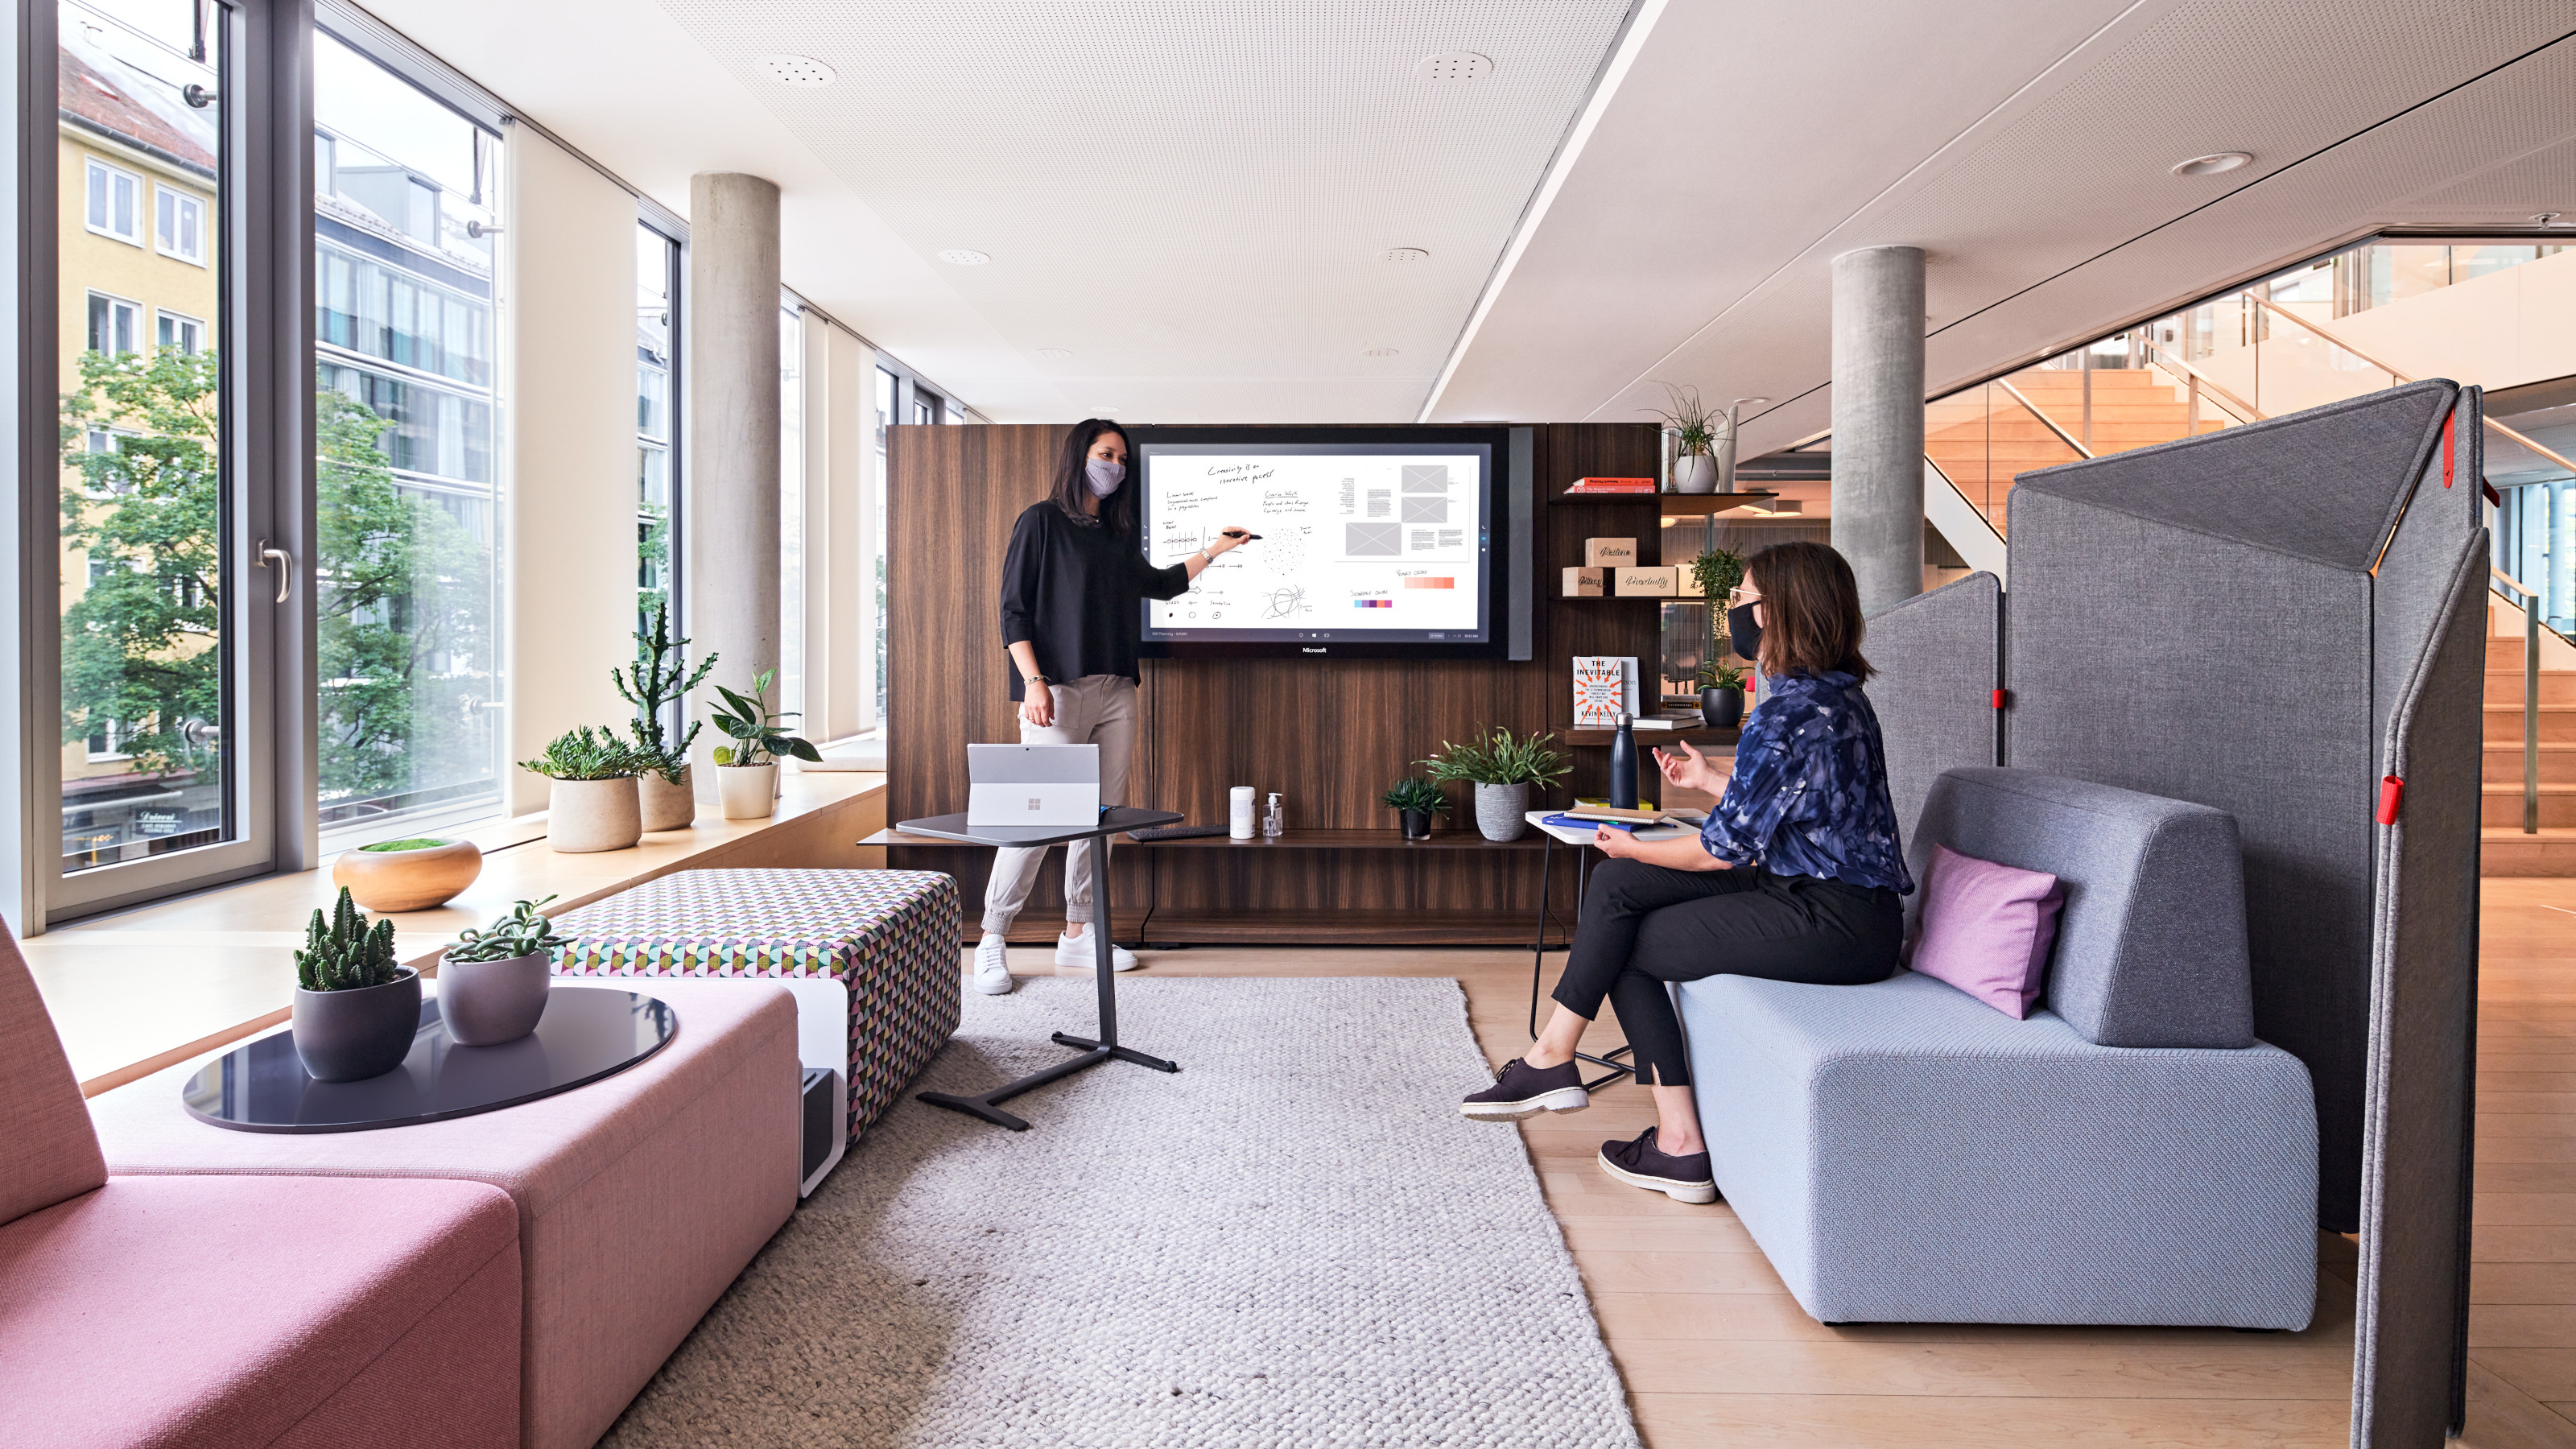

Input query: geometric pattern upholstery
[555,869,961,1141]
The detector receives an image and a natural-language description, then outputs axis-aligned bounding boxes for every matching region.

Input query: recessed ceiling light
[2169,151,2252,177]
[1733,396,1769,407]
[1034,347,1072,361]
[1416,52,1493,81]
[938,249,991,266]
[1361,347,1400,357]
[761,55,836,87]
[1382,247,1430,263]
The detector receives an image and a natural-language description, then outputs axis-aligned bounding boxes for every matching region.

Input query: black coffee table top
[894,807,1183,848]
[182,987,676,1134]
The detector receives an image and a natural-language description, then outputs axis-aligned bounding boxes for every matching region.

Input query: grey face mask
[1085,457,1125,497]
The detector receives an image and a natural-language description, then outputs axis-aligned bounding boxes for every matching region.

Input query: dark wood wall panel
[886,421,1661,929]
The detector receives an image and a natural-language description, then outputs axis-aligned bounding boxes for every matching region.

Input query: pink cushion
[92,977,799,1449]
[1909,844,2068,1018]
[0,1174,520,1449]
[0,920,106,1227]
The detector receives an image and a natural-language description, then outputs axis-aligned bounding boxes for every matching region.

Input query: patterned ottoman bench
[554,869,960,1183]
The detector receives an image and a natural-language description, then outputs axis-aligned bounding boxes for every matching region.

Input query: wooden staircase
[2481,613,2576,875]
[1926,369,2229,530]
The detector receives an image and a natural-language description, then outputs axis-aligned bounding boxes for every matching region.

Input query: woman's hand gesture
[1020,680,1055,728]
[1206,527,1254,557]
[1654,741,1723,795]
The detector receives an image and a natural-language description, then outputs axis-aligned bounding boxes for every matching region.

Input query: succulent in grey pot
[440,895,564,1047]
[1420,726,1573,843]
[1699,658,1748,729]
[291,888,421,1082]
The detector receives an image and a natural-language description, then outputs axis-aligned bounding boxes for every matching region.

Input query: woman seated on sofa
[1461,540,1913,1203]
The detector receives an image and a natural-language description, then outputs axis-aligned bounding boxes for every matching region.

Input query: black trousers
[1550,859,1902,1087]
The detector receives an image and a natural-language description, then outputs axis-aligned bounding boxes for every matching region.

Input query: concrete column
[1830,245,1926,617]
[684,174,782,796]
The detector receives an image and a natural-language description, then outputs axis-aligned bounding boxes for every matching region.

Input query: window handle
[256,539,291,603]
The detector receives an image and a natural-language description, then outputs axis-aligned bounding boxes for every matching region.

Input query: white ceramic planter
[549,776,642,852]
[438,950,552,1046]
[717,762,778,819]
[1673,453,1719,494]
[638,767,696,832]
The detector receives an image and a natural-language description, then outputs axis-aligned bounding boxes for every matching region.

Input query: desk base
[918,1032,1180,1132]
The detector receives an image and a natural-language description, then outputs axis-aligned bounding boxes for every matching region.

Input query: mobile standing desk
[1523,808,1700,1092]
[890,807,1184,1130]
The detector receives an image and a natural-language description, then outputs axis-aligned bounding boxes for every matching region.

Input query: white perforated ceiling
[1430,0,2576,451]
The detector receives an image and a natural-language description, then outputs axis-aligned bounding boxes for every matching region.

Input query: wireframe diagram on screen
[1136,441,1492,649]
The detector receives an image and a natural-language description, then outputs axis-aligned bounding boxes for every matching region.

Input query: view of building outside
[55,0,228,872]
[778,302,803,724]
[312,29,506,841]
[875,366,892,724]
[637,224,674,626]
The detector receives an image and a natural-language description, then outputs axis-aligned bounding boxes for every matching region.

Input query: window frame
[155,306,204,355]
[83,154,142,245]
[84,287,142,356]
[154,181,205,264]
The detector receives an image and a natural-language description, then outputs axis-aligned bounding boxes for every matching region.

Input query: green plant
[1418,726,1572,789]
[518,724,646,782]
[1380,778,1451,815]
[360,837,452,852]
[1641,382,1728,458]
[1690,545,1748,677]
[446,895,564,964]
[1699,658,1748,691]
[613,603,715,785]
[709,669,822,767]
[295,887,402,992]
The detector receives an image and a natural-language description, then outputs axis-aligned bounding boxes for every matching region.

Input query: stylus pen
[1222,530,1262,540]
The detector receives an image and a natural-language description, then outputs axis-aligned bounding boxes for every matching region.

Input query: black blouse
[997,502,1190,700]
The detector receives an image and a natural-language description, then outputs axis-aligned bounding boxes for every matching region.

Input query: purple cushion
[1908,844,2067,1018]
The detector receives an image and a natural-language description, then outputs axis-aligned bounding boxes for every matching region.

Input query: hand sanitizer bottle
[1262,792,1284,838]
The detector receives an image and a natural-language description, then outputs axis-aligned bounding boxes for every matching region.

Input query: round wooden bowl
[331,839,483,912]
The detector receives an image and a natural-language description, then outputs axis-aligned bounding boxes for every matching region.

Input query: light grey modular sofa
[1677,766,2318,1327]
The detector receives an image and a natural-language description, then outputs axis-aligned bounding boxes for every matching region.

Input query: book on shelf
[1623,712,1706,730]
[1564,477,1656,493]
[1571,655,1640,728]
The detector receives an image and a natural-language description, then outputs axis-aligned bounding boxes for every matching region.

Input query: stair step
[2484,706,2576,744]
[2481,827,2576,876]
[2484,744,2576,783]
[2487,675,2576,707]
[2483,785,2576,828]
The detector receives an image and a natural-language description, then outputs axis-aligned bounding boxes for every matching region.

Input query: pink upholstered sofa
[0,924,524,1449]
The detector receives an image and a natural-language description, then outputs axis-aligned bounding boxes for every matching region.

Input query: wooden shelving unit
[1550,490,1781,515]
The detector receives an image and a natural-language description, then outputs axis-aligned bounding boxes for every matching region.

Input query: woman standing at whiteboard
[976,419,1252,996]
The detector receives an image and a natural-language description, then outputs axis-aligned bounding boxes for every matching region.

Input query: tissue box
[1615,566,1681,597]
[1562,567,1607,597]
[1583,537,1638,568]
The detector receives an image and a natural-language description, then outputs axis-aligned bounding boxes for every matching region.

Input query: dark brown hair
[1050,419,1135,535]
[1745,541,1872,682]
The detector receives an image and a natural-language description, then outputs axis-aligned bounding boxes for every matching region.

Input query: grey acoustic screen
[2003,380,2461,1237]
[1864,571,2002,858]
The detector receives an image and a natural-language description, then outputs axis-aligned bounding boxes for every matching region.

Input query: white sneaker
[972,933,1014,995]
[1055,929,1140,972]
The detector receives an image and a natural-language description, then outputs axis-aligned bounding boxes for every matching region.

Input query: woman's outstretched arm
[1594,828,1728,869]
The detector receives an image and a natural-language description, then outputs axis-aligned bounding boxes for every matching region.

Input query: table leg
[919,835,1181,1131]
[1540,840,1634,1093]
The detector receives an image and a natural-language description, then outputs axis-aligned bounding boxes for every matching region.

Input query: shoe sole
[972,974,1014,996]
[1597,1148,1718,1204]
[1461,1086,1591,1121]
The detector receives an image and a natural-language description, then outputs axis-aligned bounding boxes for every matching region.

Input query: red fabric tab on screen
[2377,775,2404,825]
[2486,479,2503,506]
[2443,415,2455,487]
[1992,688,2007,709]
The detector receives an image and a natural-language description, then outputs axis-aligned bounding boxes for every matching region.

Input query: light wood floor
[985,879,2576,1448]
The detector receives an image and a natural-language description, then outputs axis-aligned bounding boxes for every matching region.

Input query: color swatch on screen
[1403,577,1455,588]
[1354,599,1394,609]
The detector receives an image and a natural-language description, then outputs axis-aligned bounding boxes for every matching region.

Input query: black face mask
[1727,602,1762,663]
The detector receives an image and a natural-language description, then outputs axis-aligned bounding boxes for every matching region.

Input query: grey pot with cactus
[290,887,422,1082]
[440,895,564,1047]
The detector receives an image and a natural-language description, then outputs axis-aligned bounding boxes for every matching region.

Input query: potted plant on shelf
[1689,544,1748,728]
[708,669,822,820]
[521,726,646,853]
[291,887,419,1082]
[1421,726,1574,843]
[613,604,716,832]
[1381,777,1451,841]
[439,895,564,1047]
[1645,383,1728,494]
[330,835,481,912]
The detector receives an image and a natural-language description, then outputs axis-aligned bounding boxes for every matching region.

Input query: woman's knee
[1583,857,1662,912]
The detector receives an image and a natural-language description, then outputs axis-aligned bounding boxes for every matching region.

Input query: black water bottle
[1608,711,1639,811]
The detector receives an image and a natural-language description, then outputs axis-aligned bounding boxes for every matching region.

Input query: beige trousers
[978,674,1137,934]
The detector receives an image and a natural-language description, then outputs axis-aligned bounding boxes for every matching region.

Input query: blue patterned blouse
[1699,670,1913,894]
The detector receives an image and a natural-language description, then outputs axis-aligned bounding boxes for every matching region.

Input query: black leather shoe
[1598,1126,1717,1203]
[1461,1057,1589,1121]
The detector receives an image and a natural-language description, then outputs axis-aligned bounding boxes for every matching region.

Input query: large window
[874,366,893,724]
[312,28,506,843]
[637,222,676,626]
[778,300,805,723]
[56,0,232,877]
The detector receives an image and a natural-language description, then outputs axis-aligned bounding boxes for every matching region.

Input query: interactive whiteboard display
[1135,439,1494,655]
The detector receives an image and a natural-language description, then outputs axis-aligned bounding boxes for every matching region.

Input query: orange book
[1568,477,1656,492]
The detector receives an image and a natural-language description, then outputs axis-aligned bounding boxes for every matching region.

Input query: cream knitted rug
[600,975,1640,1449]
